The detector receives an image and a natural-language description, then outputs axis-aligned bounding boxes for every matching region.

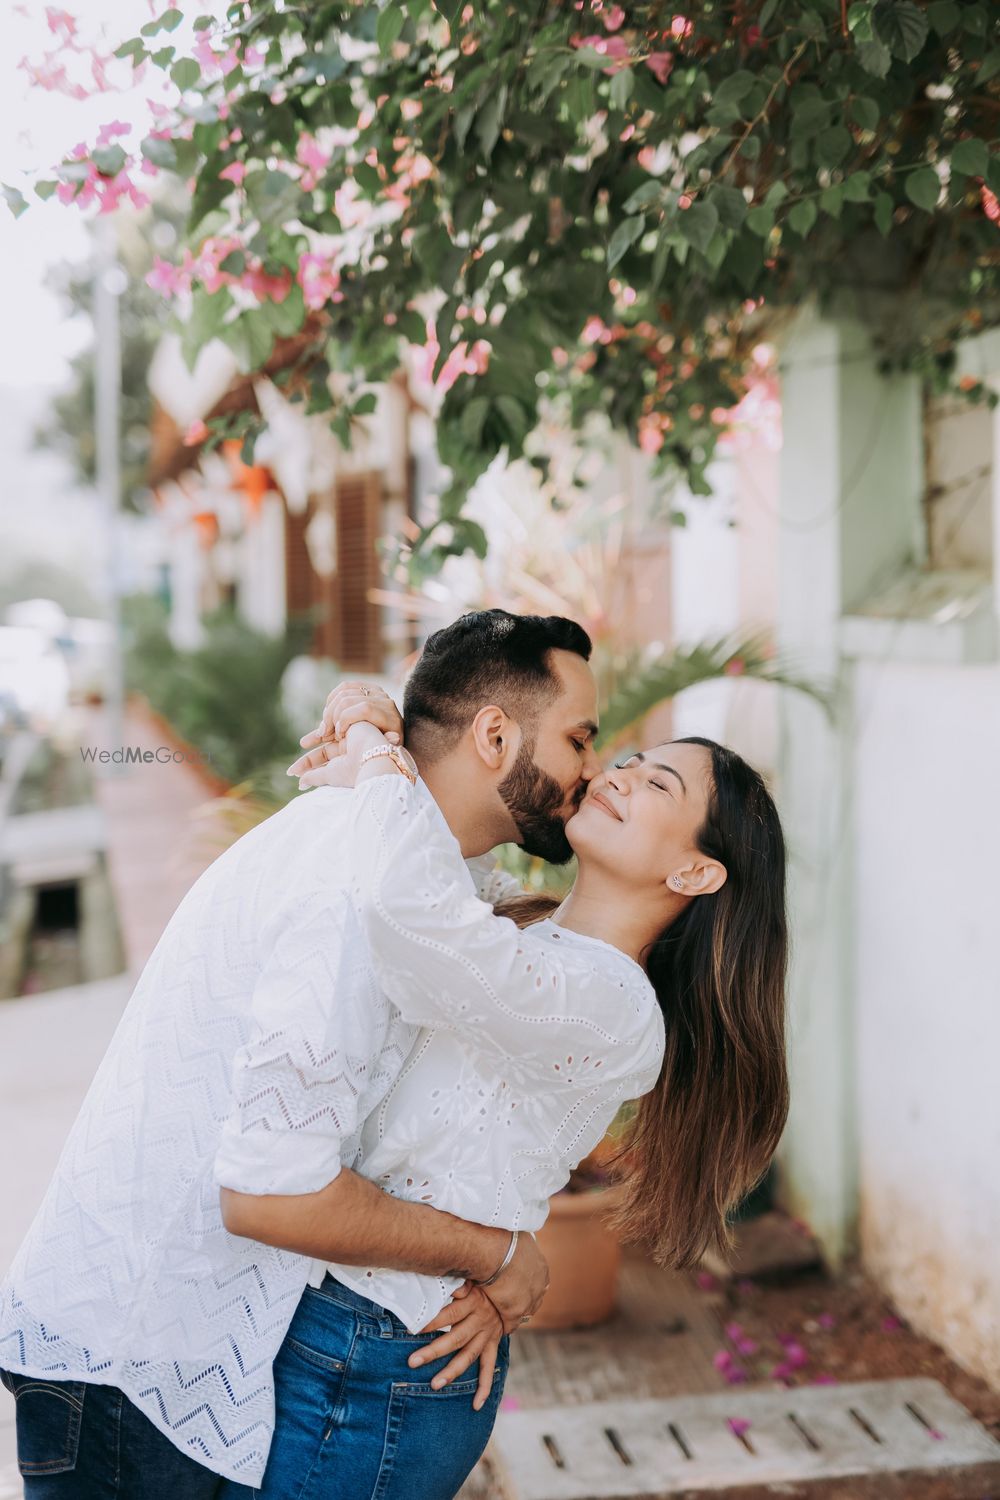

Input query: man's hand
[407,1283,504,1410]
[291,681,403,767]
[484,1232,550,1335]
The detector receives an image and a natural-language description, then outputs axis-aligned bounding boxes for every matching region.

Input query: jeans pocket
[3,1374,86,1476]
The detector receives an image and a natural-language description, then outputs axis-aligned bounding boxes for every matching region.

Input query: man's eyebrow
[633,750,687,794]
[574,720,600,739]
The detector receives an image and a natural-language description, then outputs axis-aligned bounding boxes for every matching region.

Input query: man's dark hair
[402,609,592,761]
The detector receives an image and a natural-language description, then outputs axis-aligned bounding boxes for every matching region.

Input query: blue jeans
[0,1368,221,1497]
[220,1276,510,1500]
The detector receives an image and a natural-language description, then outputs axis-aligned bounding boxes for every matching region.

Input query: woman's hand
[291,681,403,765]
[294,722,386,790]
[408,1282,505,1411]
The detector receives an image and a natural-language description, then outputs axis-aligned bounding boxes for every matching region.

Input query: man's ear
[471,705,515,771]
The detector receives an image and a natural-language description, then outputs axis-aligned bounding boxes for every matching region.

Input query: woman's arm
[345,730,659,1087]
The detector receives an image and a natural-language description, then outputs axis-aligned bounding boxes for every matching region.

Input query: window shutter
[331,471,382,671]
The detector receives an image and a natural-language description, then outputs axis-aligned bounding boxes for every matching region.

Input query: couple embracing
[0,609,789,1499]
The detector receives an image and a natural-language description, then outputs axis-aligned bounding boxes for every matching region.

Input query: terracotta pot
[530,1185,624,1330]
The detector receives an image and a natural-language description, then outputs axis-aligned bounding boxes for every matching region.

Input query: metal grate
[489,1378,1000,1499]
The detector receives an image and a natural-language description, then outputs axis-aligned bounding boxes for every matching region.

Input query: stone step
[488,1377,1000,1499]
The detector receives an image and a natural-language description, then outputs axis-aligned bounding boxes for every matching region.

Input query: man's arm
[220,1169,548,1328]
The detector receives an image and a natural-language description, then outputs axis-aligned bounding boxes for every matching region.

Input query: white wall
[852,654,1000,1388]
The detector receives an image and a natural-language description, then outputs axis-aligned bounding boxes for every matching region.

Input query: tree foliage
[39,0,1000,563]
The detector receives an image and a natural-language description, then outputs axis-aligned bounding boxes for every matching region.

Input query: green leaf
[141,7,183,35]
[874,189,894,234]
[820,183,844,217]
[623,180,664,214]
[712,185,748,230]
[788,198,818,236]
[141,134,178,170]
[92,145,127,177]
[790,95,831,137]
[927,1,960,34]
[34,180,58,201]
[609,66,634,112]
[962,5,986,36]
[760,0,780,29]
[851,96,880,132]
[171,58,200,92]
[951,138,989,178]
[817,125,852,167]
[376,3,405,55]
[114,37,147,64]
[873,1,929,61]
[978,49,1000,84]
[765,180,789,208]
[746,204,775,237]
[495,394,528,441]
[857,38,892,76]
[2,184,28,219]
[848,2,874,39]
[713,70,757,111]
[397,309,428,344]
[262,284,305,339]
[905,165,940,212]
[740,135,762,161]
[607,214,645,267]
[842,170,871,201]
[678,200,720,254]
[476,85,508,160]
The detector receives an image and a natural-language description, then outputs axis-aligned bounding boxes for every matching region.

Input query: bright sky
[0,0,170,385]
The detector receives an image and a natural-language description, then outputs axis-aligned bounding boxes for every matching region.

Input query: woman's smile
[587,790,623,820]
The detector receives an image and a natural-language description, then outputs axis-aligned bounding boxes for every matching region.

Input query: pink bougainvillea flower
[881,1315,903,1332]
[727,1417,751,1438]
[146,256,186,297]
[818,1313,837,1330]
[670,14,694,38]
[96,120,131,146]
[297,251,343,310]
[183,420,210,446]
[241,264,293,303]
[603,5,626,30]
[45,7,77,38]
[637,146,657,172]
[713,1349,734,1371]
[571,32,630,72]
[645,51,673,83]
[981,185,1000,224]
[243,44,265,67]
[219,161,247,185]
[400,97,423,121]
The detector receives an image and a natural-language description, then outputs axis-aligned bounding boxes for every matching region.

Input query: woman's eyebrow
[633,751,687,794]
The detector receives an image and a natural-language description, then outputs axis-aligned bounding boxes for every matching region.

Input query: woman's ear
[470,704,511,770]
[670,860,728,897]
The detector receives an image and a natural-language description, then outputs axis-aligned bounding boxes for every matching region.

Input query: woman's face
[567,741,725,896]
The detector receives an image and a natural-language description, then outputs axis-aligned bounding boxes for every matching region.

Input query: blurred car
[0,625,71,729]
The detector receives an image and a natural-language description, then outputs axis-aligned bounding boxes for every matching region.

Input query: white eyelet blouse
[0,776,664,1485]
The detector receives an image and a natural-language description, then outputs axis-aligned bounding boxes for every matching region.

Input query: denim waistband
[309,1274,410,1331]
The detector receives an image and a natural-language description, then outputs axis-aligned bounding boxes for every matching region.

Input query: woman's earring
[670,874,684,891]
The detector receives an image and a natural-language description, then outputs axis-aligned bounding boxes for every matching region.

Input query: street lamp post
[94,216,125,766]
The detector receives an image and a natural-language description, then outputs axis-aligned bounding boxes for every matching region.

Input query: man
[0,610,602,1494]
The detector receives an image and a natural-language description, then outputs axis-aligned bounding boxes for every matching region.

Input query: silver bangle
[478,1229,518,1287]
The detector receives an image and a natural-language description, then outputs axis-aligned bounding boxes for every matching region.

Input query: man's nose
[580,745,602,781]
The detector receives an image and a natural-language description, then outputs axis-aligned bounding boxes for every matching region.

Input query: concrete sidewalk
[0,973,133,1494]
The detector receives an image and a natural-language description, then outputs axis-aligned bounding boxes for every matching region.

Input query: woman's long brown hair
[497,735,789,1271]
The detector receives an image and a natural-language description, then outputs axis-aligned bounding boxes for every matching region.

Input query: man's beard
[498,742,581,864]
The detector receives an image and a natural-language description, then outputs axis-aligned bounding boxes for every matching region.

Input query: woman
[239,714,789,1500]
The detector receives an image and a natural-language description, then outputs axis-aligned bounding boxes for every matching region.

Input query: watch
[359,743,419,785]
